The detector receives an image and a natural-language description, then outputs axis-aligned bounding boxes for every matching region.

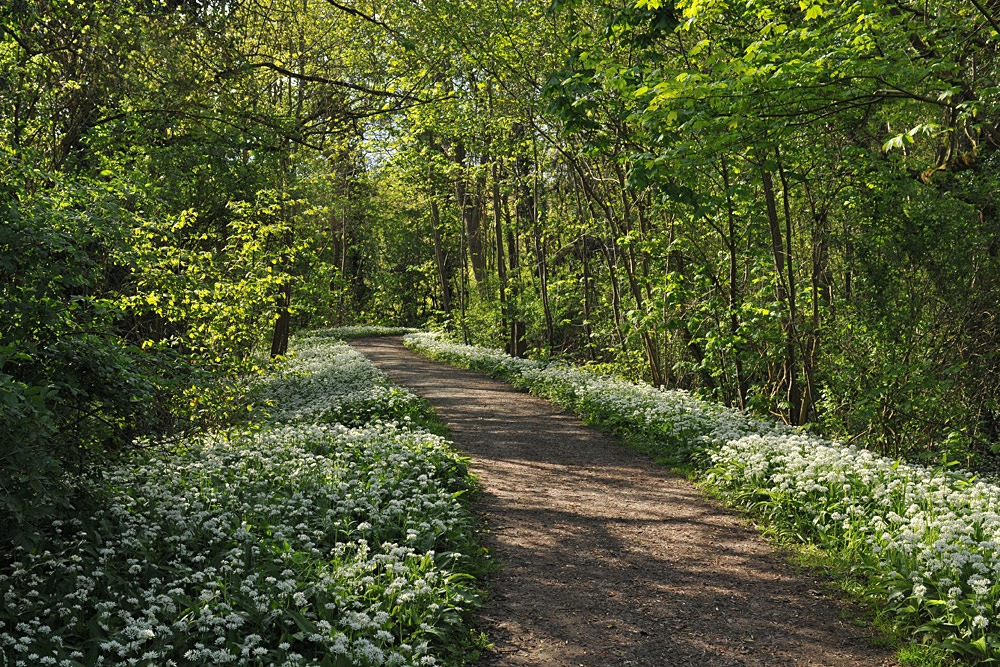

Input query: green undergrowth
[404,331,999,665]
[298,326,418,341]
[1,330,486,666]
[561,403,947,663]
[696,477,963,666]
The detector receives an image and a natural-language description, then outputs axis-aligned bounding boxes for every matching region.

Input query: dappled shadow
[350,337,895,666]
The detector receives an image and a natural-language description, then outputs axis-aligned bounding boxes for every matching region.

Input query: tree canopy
[3,0,999,554]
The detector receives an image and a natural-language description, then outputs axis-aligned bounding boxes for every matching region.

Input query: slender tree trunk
[614,165,663,387]
[493,160,508,342]
[581,242,595,361]
[620,254,664,386]
[775,147,807,423]
[804,182,833,429]
[453,140,487,287]
[760,167,787,303]
[270,281,291,357]
[270,160,293,357]
[720,155,748,409]
[458,196,470,344]
[503,196,526,356]
[761,148,802,423]
[567,163,627,351]
[531,137,554,349]
[429,198,452,314]
[662,214,677,386]
[339,200,347,312]
[570,181,596,362]
[532,213,554,349]
[844,216,854,305]
[600,240,628,352]
[667,246,715,390]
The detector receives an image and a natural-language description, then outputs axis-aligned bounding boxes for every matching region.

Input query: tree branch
[968,0,1000,37]
[1,25,70,57]
[220,61,424,101]
[323,0,407,40]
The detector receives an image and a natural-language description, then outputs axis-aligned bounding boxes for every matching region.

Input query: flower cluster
[405,331,1000,659]
[297,326,416,341]
[253,334,425,427]
[1,338,478,666]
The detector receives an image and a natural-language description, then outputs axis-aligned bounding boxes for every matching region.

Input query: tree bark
[493,160,508,340]
[531,138,554,349]
[269,281,291,357]
[429,198,452,314]
[503,196,526,356]
[720,155,748,410]
[776,149,806,423]
[453,140,487,286]
[760,149,802,423]
[614,164,664,387]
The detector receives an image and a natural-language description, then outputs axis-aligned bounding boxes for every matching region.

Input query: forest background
[2,0,999,545]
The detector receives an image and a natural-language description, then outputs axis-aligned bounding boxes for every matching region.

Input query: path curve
[350,336,895,666]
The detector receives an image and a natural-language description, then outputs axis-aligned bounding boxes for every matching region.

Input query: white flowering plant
[405,331,1000,660]
[251,335,430,429]
[0,336,481,666]
[297,326,417,341]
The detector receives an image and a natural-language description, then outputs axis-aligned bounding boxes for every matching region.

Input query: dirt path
[349,336,896,666]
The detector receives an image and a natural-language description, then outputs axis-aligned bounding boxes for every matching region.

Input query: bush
[0,193,166,546]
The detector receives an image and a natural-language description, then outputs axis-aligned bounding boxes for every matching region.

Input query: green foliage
[405,332,1000,661]
[1,338,485,664]
[0,0,414,549]
[118,194,289,360]
[4,0,1000,651]
[1,176,158,543]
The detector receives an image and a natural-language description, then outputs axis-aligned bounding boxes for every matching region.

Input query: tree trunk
[581,242,595,361]
[429,198,452,314]
[760,151,802,423]
[458,195,470,343]
[270,281,291,357]
[503,196,526,357]
[667,246,716,390]
[720,155,748,410]
[613,164,663,387]
[531,138,554,349]
[271,162,294,358]
[453,140,487,286]
[775,147,808,423]
[570,173,597,361]
[531,211,554,349]
[566,162,627,351]
[493,160,508,341]
[599,240,628,352]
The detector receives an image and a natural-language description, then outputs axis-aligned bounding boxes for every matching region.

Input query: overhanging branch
[220,61,424,101]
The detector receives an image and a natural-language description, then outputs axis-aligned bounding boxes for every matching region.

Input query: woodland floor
[349,336,899,667]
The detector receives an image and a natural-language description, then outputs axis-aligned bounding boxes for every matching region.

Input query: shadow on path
[349,336,896,667]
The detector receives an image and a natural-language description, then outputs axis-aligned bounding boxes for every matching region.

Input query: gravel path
[349,336,897,666]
